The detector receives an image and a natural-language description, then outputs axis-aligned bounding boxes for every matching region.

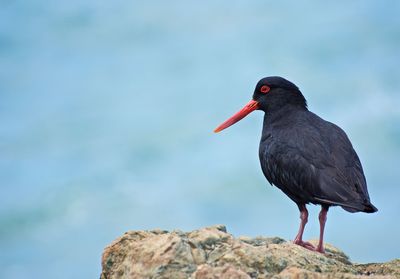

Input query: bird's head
[214,76,307,133]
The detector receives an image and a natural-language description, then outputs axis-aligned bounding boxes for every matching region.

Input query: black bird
[214,76,377,253]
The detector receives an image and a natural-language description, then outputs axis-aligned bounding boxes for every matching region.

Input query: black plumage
[214,76,377,253]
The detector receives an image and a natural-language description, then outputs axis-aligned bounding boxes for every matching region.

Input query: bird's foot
[315,245,325,254]
[293,239,315,251]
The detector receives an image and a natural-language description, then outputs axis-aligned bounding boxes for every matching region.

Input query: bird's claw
[293,240,316,251]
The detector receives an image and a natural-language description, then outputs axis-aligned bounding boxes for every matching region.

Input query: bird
[214,76,377,253]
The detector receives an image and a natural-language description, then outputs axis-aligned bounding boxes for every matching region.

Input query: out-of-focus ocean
[1,1,399,278]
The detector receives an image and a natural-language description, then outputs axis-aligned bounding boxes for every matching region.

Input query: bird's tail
[362,203,378,213]
[342,202,378,213]
[314,197,378,213]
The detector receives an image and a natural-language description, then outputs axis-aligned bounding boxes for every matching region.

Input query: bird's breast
[258,133,279,185]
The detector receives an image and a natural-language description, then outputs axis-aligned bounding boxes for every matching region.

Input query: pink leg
[293,204,315,251]
[316,206,329,253]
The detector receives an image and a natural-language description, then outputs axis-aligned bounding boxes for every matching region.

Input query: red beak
[214,100,259,133]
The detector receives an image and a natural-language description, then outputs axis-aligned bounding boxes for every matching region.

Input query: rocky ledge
[100,225,399,279]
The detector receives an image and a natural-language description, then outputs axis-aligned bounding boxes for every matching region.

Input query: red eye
[260,85,270,93]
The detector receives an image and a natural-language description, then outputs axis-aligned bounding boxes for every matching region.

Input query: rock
[100,225,399,279]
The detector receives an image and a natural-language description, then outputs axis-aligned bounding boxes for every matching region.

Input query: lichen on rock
[100,225,399,279]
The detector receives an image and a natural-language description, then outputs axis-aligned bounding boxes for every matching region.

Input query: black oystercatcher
[214,76,377,253]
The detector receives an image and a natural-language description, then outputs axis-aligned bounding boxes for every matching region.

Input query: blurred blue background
[1,0,399,278]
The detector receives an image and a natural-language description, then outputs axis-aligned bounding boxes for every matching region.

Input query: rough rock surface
[100,225,399,279]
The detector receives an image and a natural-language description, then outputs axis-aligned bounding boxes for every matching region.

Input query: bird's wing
[309,122,375,212]
[260,117,373,211]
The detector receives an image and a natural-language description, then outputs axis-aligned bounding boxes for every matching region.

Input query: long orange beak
[214,100,259,133]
